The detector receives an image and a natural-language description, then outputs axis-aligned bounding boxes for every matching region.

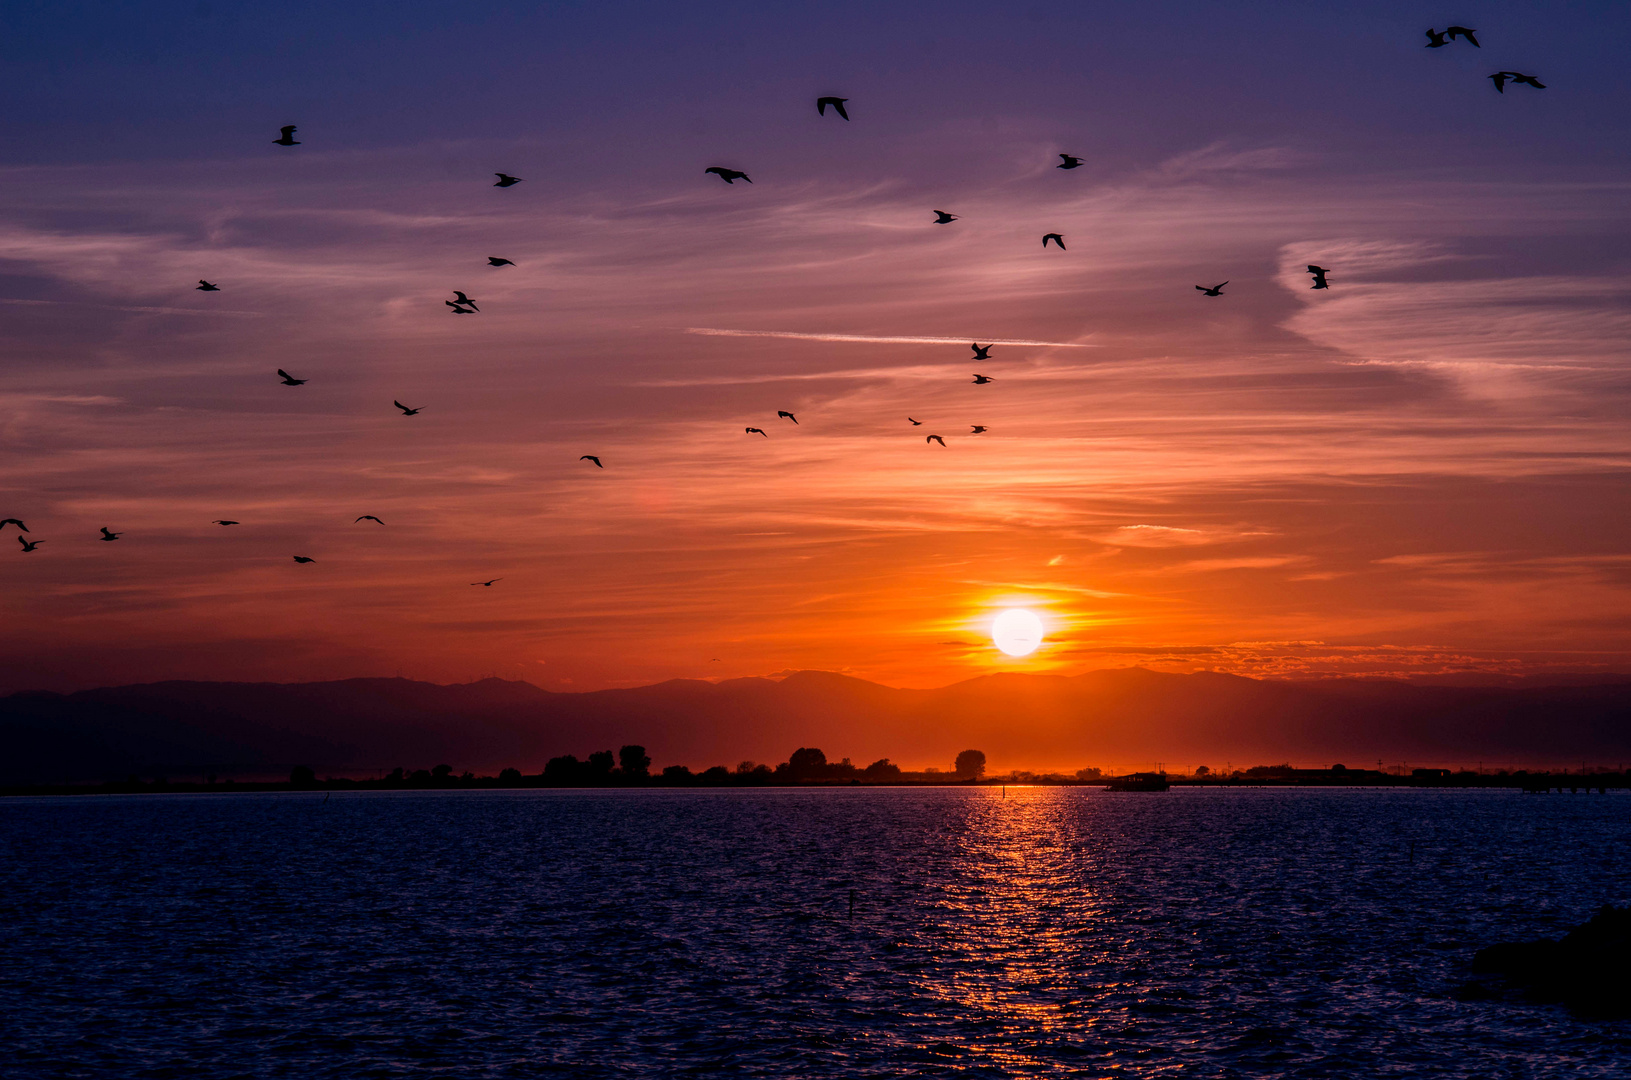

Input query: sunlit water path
[3,788,1628,1077]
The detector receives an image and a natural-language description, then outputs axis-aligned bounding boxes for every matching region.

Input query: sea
[2,787,1627,1077]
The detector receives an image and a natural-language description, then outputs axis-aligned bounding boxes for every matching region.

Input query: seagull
[394,401,422,416]
[197,280,220,291]
[355,515,385,524]
[907,417,922,425]
[277,369,306,385]
[212,520,239,526]
[1489,71,1512,92]
[445,291,478,311]
[745,427,767,437]
[580,455,603,468]
[447,303,475,314]
[1057,153,1084,169]
[778,410,798,424]
[472,578,501,587]
[1506,71,1545,89]
[1307,265,1331,290]
[972,374,994,384]
[1196,281,1228,296]
[1425,27,1449,47]
[0,518,27,533]
[487,257,515,267]
[816,96,850,120]
[273,125,299,146]
[494,173,523,187]
[292,556,315,564]
[971,342,992,360]
[99,527,121,541]
[970,425,987,434]
[1042,233,1065,250]
[705,167,752,184]
[933,210,958,224]
[1446,25,1479,46]
[17,536,40,552]
[926,435,946,447]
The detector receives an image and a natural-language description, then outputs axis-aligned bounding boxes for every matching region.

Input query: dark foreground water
[2,788,1629,1078]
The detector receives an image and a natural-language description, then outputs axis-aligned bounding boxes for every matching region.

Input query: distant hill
[2,668,1630,783]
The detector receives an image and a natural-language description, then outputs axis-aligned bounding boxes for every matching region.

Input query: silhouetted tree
[781,747,829,781]
[289,764,316,788]
[1194,765,1211,776]
[954,750,987,779]
[699,765,730,784]
[586,750,615,779]
[386,767,405,784]
[619,745,651,779]
[544,755,581,784]
[662,764,694,784]
[408,769,432,786]
[498,767,523,785]
[864,758,902,779]
[1075,767,1102,780]
[431,763,454,781]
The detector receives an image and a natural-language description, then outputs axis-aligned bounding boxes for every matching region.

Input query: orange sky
[2,6,1630,693]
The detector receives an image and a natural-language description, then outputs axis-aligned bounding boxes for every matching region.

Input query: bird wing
[0,518,24,530]
[281,126,296,136]
[394,401,409,411]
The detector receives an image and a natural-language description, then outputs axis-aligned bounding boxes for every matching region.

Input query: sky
[2,0,1630,693]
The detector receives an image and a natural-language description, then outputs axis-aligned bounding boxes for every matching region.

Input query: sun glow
[991,608,1044,657]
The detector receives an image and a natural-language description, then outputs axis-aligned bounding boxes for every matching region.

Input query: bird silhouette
[1446,25,1479,46]
[1042,233,1065,250]
[933,210,958,224]
[1503,71,1545,89]
[1489,71,1512,92]
[446,291,478,311]
[816,96,850,120]
[292,556,315,564]
[970,425,987,434]
[394,401,422,416]
[580,455,603,468]
[17,536,41,552]
[472,578,501,586]
[1425,28,1449,47]
[494,173,523,187]
[273,125,299,146]
[488,257,515,267]
[972,374,994,384]
[926,435,946,447]
[197,280,219,291]
[277,369,306,385]
[212,520,239,526]
[705,167,751,184]
[1307,265,1331,290]
[1196,281,1228,296]
[355,515,384,524]
[99,527,121,541]
[971,342,992,360]
[1057,153,1083,169]
[907,417,922,425]
[778,410,798,424]
[447,303,475,314]
[745,427,767,437]
[0,518,27,533]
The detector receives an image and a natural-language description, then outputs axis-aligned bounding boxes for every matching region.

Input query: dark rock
[1469,905,1631,1015]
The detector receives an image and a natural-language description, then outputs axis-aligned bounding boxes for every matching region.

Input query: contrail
[686,327,1094,348]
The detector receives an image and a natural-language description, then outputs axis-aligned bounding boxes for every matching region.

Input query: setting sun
[992,609,1044,657]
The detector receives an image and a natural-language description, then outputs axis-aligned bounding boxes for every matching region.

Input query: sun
[991,608,1044,657]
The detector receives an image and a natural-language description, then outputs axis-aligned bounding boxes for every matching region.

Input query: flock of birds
[10,26,1547,579]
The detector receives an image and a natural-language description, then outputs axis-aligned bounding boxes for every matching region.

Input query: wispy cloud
[684,328,1096,347]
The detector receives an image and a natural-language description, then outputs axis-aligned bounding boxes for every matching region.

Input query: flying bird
[0,518,26,533]
[1057,153,1083,169]
[907,417,922,425]
[926,435,946,447]
[745,427,767,437]
[1042,233,1065,250]
[277,369,306,385]
[580,455,603,468]
[212,520,239,526]
[1505,71,1545,89]
[816,96,850,120]
[355,515,384,524]
[1489,71,1512,92]
[292,556,315,564]
[99,527,121,541]
[1307,265,1331,290]
[472,578,501,587]
[447,303,475,314]
[970,342,992,360]
[1446,26,1479,46]
[196,280,220,291]
[487,257,515,267]
[705,167,752,184]
[777,411,798,424]
[933,210,958,224]
[1196,281,1228,296]
[273,125,299,146]
[394,401,422,416]
[494,173,523,187]
[971,374,994,384]
[970,425,987,434]
[17,536,40,553]
[446,291,478,311]
[1424,28,1449,47]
